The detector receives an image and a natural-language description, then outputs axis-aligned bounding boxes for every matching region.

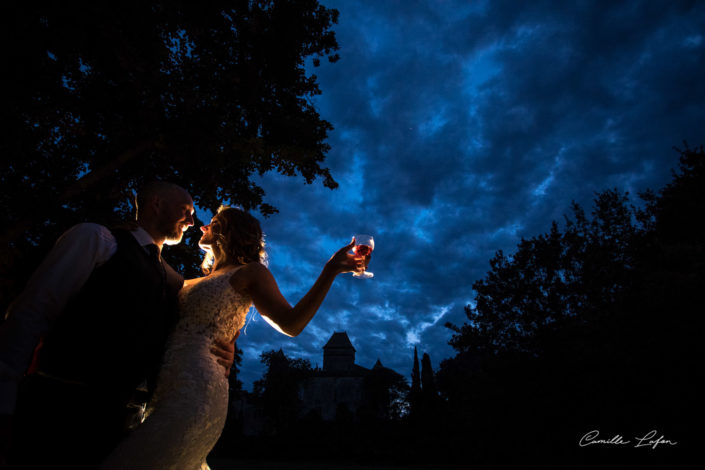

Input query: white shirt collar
[131,226,159,251]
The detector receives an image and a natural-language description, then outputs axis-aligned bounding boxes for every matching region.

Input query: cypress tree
[409,347,421,414]
[421,352,437,400]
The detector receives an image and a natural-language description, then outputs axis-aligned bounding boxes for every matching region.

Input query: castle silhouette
[231,331,398,435]
[299,331,394,421]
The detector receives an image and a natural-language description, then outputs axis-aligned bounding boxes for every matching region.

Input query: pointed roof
[323,331,356,352]
[373,359,384,370]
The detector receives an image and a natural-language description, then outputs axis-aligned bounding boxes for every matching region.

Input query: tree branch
[0,139,156,247]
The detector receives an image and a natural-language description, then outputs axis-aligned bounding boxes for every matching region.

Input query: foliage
[445,189,641,356]
[407,348,440,419]
[436,144,704,466]
[360,364,410,421]
[408,347,421,412]
[252,349,313,434]
[446,144,704,358]
[228,340,245,395]
[1,0,339,309]
[419,353,438,405]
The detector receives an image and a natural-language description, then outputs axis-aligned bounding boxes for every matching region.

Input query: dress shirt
[0,223,183,414]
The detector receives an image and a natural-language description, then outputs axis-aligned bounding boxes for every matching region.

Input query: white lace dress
[100,267,251,470]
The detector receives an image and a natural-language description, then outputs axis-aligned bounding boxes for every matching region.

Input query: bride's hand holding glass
[325,238,361,275]
[325,237,372,276]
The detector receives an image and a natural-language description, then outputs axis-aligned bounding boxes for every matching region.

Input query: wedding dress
[100,267,250,470]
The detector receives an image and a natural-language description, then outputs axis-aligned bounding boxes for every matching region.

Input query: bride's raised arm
[232,239,361,337]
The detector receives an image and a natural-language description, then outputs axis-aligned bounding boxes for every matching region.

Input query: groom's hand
[211,330,239,377]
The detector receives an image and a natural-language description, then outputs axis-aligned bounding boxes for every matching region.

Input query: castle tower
[322,331,356,373]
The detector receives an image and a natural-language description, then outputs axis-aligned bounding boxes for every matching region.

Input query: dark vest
[38,229,179,402]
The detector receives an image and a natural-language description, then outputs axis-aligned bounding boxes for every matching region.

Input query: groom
[0,182,234,470]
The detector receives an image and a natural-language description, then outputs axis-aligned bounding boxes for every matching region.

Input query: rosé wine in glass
[352,234,374,279]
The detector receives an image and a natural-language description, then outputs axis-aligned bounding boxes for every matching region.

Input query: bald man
[0,182,233,469]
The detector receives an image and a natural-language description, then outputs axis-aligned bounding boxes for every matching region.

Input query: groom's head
[136,181,195,245]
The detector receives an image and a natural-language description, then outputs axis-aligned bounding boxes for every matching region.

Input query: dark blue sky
[208,0,705,389]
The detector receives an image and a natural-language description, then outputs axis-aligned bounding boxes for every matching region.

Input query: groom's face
[157,188,195,245]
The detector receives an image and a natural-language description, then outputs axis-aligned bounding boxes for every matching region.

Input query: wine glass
[352,234,374,279]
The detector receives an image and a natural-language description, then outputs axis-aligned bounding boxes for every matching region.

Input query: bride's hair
[201,206,266,274]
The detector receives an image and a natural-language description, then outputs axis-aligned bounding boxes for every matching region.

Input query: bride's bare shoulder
[229,262,269,291]
[236,261,269,276]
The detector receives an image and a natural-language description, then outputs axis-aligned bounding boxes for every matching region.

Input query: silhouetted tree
[437,145,703,466]
[361,361,410,421]
[445,187,640,357]
[227,341,244,395]
[1,0,340,310]
[408,346,421,414]
[420,353,438,408]
[252,349,313,435]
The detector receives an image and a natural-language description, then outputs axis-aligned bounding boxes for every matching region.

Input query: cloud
[235,0,705,389]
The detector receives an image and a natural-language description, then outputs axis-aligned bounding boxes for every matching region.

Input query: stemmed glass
[351,234,374,279]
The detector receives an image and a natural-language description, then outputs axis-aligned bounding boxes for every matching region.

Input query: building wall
[323,353,355,373]
[299,376,365,421]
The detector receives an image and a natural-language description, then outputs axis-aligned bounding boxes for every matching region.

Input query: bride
[100,206,365,470]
